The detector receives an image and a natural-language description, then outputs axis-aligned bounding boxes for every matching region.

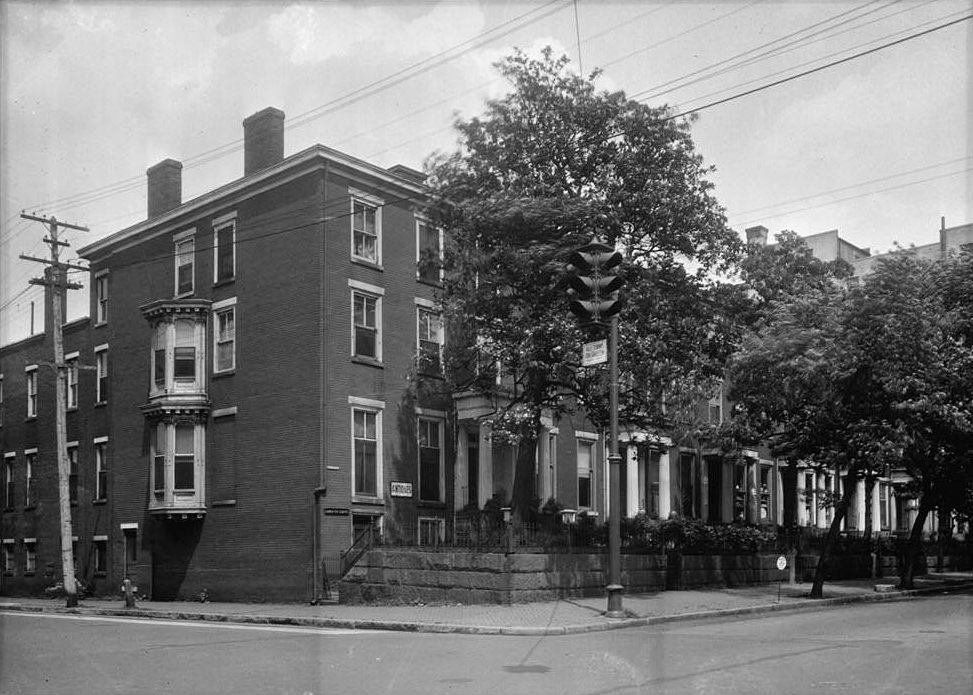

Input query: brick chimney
[147,159,183,218]
[745,225,768,246]
[243,107,285,175]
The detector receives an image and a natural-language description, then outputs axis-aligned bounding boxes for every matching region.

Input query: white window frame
[93,535,108,574]
[349,280,384,362]
[213,297,237,374]
[350,396,384,501]
[25,365,38,418]
[213,212,237,284]
[416,298,443,374]
[415,218,443,284]
[1,539,13,574]
[24,448,37,507]
[24,538,37,574]
[95,270,109,324]
[174,229,196,297]
[94,345,108,403]
[416,408,446,503]
[94,437,108,501]
[65,352,79,409]
[576,433,598,511]
[149,422,206,512]
[350,188,383,266]
[3,453,14,510]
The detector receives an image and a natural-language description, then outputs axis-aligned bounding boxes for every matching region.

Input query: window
[95,346,108,403]
[213,300,236,373]
[418,417,443,503]
[3,455,13,509]
[93,537,107,574]
[351,196,380,264]
[174,321,196,381]
[174,234,195,296]
[67,444,78,504]
[66,355,79,409]
[150,317,205,394]
[416,220,442,284]
[94,439,108,501]
[154,324,166,387]
[351,399,383,498]
[24,540,36,574]
[417,305,443,373]
[26,366,38,418]
[2,541,13,574]
[173,425,195,491]
[577,439,594,509]
[214,218,236,283]
[350,281,383,361]
[95,272,109,324]
[25,450,36,507]
[153,422,166,495]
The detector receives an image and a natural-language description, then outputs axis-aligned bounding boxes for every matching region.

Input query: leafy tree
[426,48,741,518]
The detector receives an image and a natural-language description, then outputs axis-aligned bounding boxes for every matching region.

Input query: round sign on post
[776,555,787,571]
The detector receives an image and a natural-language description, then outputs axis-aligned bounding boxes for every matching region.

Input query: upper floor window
[24,450,36,507]
[350,190,382,265]
[67,443,78,504]
[418,415,444,503]
[3,455,13,510]
[25,366,38,418]
[577,438,595,509]
[66,354,79,409]
[149,419,205,514]
[95,272,109,324]
[94,346,108,404]
[416,220,442,284]
[350,280,383,362]
[174,232,195,296]
[416,303,443,374]
[213,299,236,374]
[94,438,108,501]
[24,539,36,574]
[213,215,236,283]
[1,541,13,574]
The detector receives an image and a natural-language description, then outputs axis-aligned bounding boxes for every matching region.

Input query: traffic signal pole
[606,314,624,618]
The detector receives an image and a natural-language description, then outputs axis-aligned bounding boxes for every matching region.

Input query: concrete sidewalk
[2,572,970,636]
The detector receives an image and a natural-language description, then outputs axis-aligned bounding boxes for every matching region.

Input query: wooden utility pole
[20,213,89,607]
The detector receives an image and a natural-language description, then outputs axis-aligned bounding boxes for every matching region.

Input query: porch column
[626,444,639,518]
[747,459,760,524]
[455,427,469,509]
[871,480,882,533]
[537,428,552,503]
[658,450,671,519]
[477,421,493,509]
[775,461,785,524]
[889,486,897,531]
[796,469,807,526]
[855,478,866,531]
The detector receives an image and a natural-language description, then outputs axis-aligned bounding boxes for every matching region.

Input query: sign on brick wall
[390,482,413,497]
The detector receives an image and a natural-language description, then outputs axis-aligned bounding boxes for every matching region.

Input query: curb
[2,582,970,636]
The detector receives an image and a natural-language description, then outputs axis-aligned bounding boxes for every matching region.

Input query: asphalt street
[2,594,970,694]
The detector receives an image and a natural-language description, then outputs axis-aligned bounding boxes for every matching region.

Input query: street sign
[582,339,608,366]
[776,555,787,571]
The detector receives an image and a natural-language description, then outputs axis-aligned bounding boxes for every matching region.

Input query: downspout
[312,159,331,603]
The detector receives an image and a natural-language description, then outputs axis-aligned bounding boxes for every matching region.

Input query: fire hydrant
[122,577,137,608]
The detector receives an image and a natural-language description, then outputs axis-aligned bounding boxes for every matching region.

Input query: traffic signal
[565,238,624,329]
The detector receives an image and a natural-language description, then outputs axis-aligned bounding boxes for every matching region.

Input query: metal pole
[606,315,624,617]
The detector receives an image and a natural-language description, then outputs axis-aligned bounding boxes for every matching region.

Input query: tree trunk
[511,425,539,522]
[810,497,849,599]
[899,495,933,590]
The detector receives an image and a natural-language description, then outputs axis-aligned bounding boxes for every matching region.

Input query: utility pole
[20,213,89,607]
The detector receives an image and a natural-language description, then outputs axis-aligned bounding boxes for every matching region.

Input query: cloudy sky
[1,0,970,344]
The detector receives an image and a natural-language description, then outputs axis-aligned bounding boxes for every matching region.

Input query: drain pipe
[311,486,327,603]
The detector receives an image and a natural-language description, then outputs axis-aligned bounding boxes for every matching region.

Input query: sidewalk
[2,572,970,636]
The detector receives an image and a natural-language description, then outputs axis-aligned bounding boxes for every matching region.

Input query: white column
[815,472,826,528]
[626,443,639,518]
[889,486,897,531]
[537,429,551,503]
[796,469,807,526]
[477,422,493,509]
[855,478,866,531]
[658,450,671,519]
[871,481,882,532]
[776,463,785,524]
[455,427,469,508]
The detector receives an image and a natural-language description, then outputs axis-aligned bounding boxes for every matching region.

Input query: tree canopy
[426,48,742,515]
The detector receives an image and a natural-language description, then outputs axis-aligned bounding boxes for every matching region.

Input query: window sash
[176,239,195,295]
[577,441,593,508]
[418,309,442,372]
[95,444,108,500]
[4,462,13,509]
[353,410,378,496]
[418,419,441,502]
[27,372,37,417]
[25,543,36,573]
[67,361,78,408]
[216,225,234,281]
[216,309,236,371]
[353,294,378,359]
[352,201,378,262]
[96,352,108,402]
[417,223,441,283]
[96,276,108,322]
[68,448,78,503]
[173,347,196,380]
[25,455,35,506]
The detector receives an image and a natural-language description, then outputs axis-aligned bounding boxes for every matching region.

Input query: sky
[1,0,970,345]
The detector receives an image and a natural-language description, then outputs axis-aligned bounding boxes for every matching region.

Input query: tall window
[95,272,109,324]
[352,198,379,264]
[174,321,196,382]
[416,221,441,284]
[350,284,382,361]
[353,408,379,497]
[25,540,36,574]
[418,418,443,502]
[153,422,166,495]
[175,235,195,296]
[26,366,38,418]
[577,439,594,509]
[25,451,36,507]
[93,537,107,574]
[66,356,79,409]
[68,444,78,503]
[3,456,13,509]
[417,306,443,373]
[173,425,195,491]
[2,542,13,574]
[214,220,235,283]
[95,347,108,403]
[213,301,236,373]
[93,439,108,501]
[154,323,167,388]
